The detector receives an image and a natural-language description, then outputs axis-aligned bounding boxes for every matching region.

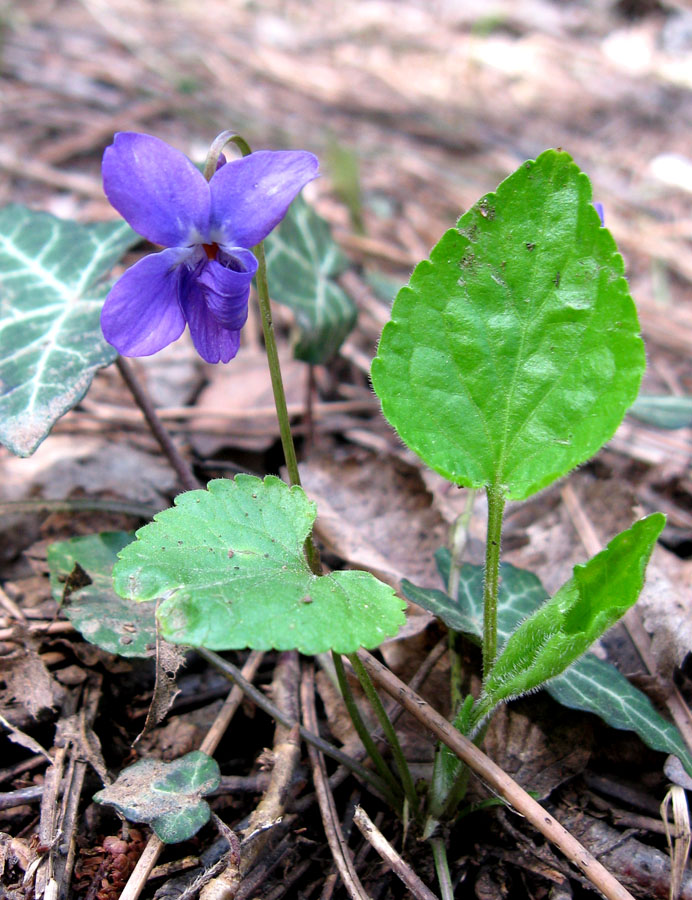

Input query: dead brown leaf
[190,347,307,456]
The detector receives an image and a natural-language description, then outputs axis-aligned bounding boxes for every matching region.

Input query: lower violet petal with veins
[100,132,319,364]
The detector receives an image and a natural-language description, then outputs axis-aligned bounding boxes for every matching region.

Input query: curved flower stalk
[101,132,319,363]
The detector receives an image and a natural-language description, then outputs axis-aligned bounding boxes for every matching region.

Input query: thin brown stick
[301,661,372,900]
[356,649,637,900]
[200,652,302,900]
[116,357,200,492]
[118,652,264,900]
[353,805,439,900]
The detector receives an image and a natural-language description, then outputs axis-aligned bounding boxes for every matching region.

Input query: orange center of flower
[203,243,218,260]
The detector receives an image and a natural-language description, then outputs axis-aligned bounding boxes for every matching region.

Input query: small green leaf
[94,751,220,843]
[371,150,645,500]
[483,514,664,705]
[629,394,692,429]
[113,475,405,654]
[401,527,692,776]
[47,532,156,658]
[0,206,139,456]
[264,196,357,363]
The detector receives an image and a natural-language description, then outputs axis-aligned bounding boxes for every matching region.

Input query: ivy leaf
[371,150,645,500]
[113,475,405,654]
[0,206,138,456]
[401,525,692,777]
[93,751,220,843]
[629,394,692,429]
[264,196,357,363]
[482,514,665,706]
[47,532,156,658]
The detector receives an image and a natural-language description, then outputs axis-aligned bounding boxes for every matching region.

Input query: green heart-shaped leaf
[94,751,220,843]
[371,150,645,500]
[113,475,405,654]
[264,196,356,363]
[0,206,139,456]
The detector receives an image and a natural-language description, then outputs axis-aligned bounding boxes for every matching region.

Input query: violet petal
[196,250,256,330]
[103,132,211,247]
[179,277,242,364]
[209,150,319,248]
[101,248,187,357]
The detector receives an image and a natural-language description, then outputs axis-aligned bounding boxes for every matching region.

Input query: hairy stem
[429,836,454,900]
[482,484,506,678]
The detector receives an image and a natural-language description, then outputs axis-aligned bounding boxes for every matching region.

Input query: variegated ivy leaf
[0,205,138,456]
[94,751,220,843]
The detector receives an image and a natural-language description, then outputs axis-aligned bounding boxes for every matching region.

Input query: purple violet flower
[594,202,605,226]
[101,132,319,363]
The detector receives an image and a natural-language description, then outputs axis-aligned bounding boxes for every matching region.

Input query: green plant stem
[204,131,321,575]
[429,836,454,900]
[254,241,321,575]
[347,652,421,821]
[199,649,395,804]
[331,651,403,810]
[482,484,506,678]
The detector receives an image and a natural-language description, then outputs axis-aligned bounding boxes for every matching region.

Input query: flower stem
[347,652,421,821]
[206,131,321,574]
[482,483,505,678]
[254,241,321,574]
[202,131,252,180]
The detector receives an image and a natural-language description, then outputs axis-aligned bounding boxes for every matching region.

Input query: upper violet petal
[179,277,242,364]
[103,132,211,247]
[101,248,187,357]
[209,150,319,248]
[196,249,256,330]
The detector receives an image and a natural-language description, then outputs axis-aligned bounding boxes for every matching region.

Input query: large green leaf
[401,534,692,776]
[113,475,405,654]
[371,150,645,500]
[47,531,156,658]
[94,751,220,843]
[264,196,357,363]
[0,206,138,456]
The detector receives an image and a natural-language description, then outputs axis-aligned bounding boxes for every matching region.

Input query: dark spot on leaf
[120,636,133,645]
[233,566,239,570]
[554,271,561,287]
[252,493,257,499]
[228,549,234,558]
[526,242,535,251]
[263,553,269,558]
[301,595,313,604]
